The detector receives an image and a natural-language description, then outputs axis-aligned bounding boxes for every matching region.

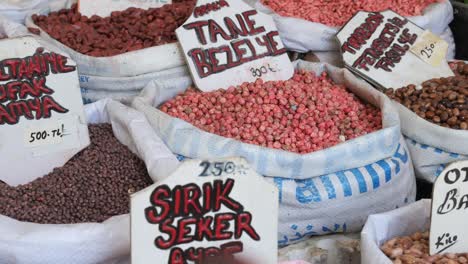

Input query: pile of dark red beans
[31,1,195,57]
[0,124,152,224]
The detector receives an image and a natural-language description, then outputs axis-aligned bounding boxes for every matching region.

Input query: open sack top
[23,0,187,77]
[0,99,178,264]
[255,0,454,52]
[133,60,402,179]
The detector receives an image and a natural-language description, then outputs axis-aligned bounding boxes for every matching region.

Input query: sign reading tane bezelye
[176,0,294,92]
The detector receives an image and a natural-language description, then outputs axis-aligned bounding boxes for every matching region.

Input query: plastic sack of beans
[0,0,48,24]
[379,61,468,183]
[254,0,455,64]
[361,199,432,264]
[0,0,195,103]
[0,99,178,264]
[132,60,416,246]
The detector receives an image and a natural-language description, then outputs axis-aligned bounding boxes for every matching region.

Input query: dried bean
[261,0,438,27]
[383,231,468,264]
[0,124,153,224]
[384,62,468,130]
[32,1,195,57]
[160,70,382,154]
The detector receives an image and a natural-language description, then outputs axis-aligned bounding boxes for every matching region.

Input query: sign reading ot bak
[430,161,468,255]
[336,10,454,89]
[176,0,294,92]
[0,37,89,186]
[131,157,278,264]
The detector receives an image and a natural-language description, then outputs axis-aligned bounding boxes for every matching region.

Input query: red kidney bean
[31,1,195,57]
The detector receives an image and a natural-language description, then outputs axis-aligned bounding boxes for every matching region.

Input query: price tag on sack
[430,160,468,255]
[78,0,172,18]
[0,37,89,186]
[336,10,454,90]
[131,157,278,264]
[176,0,294,92]
[410,30,449,67]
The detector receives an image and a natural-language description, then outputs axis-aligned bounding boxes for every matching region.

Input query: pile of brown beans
[384,62,468,130]
[31,1,195,57]
[0,124,153,224]
[381,231,468,264]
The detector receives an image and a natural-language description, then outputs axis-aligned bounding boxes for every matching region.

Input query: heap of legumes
[0,124,152,224]
[31,1,195,57]
[160,70,382,154]
[384,61,468,130]
[260,0,442,27]
[381,231,468,264]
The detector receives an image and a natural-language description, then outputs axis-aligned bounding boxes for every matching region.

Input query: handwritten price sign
[410,30,449,67]
[430,160,468,255]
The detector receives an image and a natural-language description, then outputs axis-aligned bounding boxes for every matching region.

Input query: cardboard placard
[0,37,89,186]
[430,160,468,255]
[336,10,454,90]
[176,0,294,92]
[78,0,171,18]
[131,157,278,264]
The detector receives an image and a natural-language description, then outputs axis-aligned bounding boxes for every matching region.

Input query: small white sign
[78,0,171,18]
[176,0,294,92]
[131,157,278,264]
[336,10,454,89]
[430,160,468,255]
[0,37,89,186]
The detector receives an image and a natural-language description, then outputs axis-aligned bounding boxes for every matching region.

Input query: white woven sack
[393,102,468,183]
[0,99,179,264]
[0,0,48,24]
[255,0,454,53]
[133,60,416,245]
[22,0,185,78]
[79,65,190,104]
[361,199,431,264]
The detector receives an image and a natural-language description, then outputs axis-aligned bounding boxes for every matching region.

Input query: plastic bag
[0,99,179,264]
[0,0,48,24]
[132,60,416,245]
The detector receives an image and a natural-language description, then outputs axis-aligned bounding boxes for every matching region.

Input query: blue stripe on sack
[450,153,460,158]
[296,179,322,203]
[320,175,336,199]
[365,165,380,189]
[376,160,392,182]
[350,168,367,193]
[335,171,353,197]
[391,159,401,174]
[274,178,284,203]
[434,148,444,154]
[420,144,429,149]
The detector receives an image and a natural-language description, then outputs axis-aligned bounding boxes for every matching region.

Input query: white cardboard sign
[430,161,468,255]
[176,0,294,92]
[131,157,278,264]
[0,37,89,186]
[78,0,171,18]
[336,10,454,90]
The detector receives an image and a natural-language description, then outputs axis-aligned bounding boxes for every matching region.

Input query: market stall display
[255,0,455,65]
[21,0,195,103]
[0,99,179,264]
[133,60,416,246]
[381,61,468,182]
